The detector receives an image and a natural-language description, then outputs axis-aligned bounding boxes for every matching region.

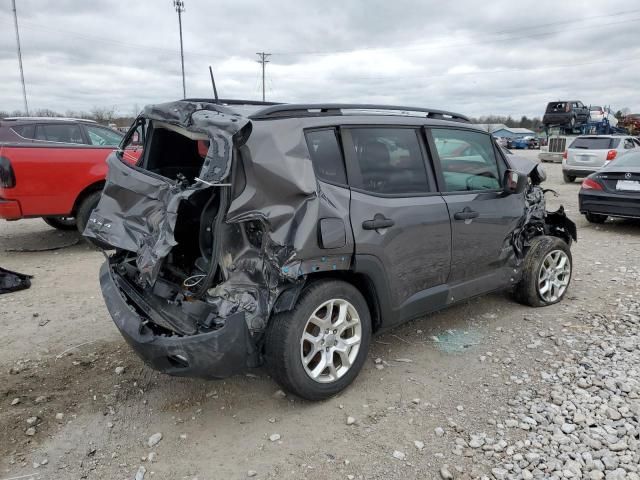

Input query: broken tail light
[606,150,617,161]
[581,178,603,190]
[0,156,16,188]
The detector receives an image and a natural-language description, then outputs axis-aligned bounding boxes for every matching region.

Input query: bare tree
[90,106,116,124]
[33,108,61,117]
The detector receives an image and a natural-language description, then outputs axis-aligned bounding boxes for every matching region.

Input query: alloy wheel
[300,299,362,383]
[537,250,571,303]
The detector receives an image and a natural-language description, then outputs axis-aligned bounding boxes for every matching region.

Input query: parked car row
[554,132,640,224]
[562,135,640,183]
[495,136,541,150]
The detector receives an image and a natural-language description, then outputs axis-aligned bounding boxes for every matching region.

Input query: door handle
[453,208,479,221]
[362,214,395,230]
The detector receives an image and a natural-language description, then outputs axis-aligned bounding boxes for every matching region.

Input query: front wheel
[562,172,576,183]
[513,236,572,307]
[264,280,371,401]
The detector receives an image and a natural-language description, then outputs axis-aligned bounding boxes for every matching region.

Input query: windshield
[85,125,123,146]
[569,137,620,149]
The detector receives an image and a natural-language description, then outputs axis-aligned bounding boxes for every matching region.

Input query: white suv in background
[562,135,640,183]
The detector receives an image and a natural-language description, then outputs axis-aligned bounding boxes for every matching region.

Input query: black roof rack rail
[182,98,282,106]
[249,103,470,123]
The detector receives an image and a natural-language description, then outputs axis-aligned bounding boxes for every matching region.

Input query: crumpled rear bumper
[99,261,255,379]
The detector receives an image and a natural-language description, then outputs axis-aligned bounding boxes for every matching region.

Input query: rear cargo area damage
[85,101,351,377]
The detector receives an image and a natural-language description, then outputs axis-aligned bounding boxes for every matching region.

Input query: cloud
[1,0,639,117]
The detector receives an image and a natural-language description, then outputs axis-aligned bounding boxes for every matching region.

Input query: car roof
[179,99,472,126]
[0,117,98,125]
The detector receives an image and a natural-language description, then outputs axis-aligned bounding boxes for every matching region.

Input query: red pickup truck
[0,117,137,237]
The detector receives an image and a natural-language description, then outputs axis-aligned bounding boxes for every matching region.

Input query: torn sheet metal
[84,101,251,285]
[88,100,353,335]
[84,156,197,286]
[0,266,32,294]
[510,160,576,257]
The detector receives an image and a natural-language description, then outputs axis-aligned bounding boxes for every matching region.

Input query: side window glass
[39,124,85,144]
[634,139,640,148]
[305,129,347,184]
[624,138,634,149]
[11,125,35,139]
[85,125,123,146]
[347,128,429,195]
[431,128,502,192]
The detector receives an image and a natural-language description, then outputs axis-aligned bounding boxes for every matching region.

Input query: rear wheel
[513,236,572,307]
[76,191,111,249]
[585,212,607,224]
[562,172,576,183]
[264,280,371,401]
[43,216,77,231]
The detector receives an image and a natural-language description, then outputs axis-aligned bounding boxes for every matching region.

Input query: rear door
[427,127,525,295]
[342,126,451,320]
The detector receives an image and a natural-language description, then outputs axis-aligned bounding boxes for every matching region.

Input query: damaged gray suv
[86,100,577,400]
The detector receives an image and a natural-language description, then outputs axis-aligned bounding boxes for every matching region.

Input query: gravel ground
[1,151,639,480]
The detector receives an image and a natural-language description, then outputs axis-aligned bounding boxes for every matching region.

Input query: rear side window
[569,137,620,149]
[305,129,347,185]
[11,125,36,139]
[35,124,85,144]
[345,128,429,195]
[431,128,501,192]
[546,102,568,113]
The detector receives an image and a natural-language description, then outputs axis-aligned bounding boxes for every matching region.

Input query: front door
[341,127,451,319]
[428,127,525,295]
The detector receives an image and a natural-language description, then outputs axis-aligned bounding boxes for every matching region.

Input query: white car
[588,106,618,126]
[562,135,640,182]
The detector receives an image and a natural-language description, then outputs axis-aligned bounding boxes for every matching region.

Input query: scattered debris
[147,432,163,448]
[392,450,406,460]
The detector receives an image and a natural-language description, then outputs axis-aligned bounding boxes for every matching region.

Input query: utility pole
[11,0,29,115]
[256,52,271,102]
[174,0,186,98]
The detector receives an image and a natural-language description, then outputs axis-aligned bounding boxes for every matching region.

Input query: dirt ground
[1,150,639,480]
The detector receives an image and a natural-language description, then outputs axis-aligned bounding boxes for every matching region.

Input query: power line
[256,52,271,102]
[174,0,186,98]
[11,0,28,115]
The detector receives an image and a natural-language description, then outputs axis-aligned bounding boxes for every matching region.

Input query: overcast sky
[1,0,639,118]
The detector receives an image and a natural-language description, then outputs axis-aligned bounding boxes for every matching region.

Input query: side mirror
[503,169,527,195]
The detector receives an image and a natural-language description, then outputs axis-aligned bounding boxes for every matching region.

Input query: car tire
[43,216,77,231]
[264,280,372,401]
[585,212,607,224]
[562,172,576,183]
[569,116,576,128]
[513,236,572,308]
[76,191,111,249]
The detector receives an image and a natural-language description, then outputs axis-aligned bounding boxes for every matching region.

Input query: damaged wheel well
[278,272,383,333]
